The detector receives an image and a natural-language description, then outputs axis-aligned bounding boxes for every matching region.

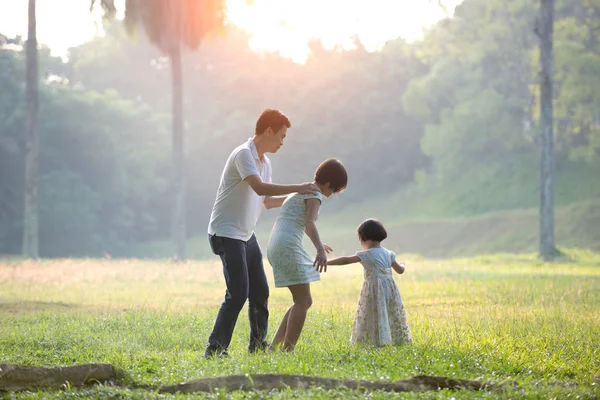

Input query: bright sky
[0,0,462,63]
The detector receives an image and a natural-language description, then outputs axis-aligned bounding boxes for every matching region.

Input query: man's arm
[263,196,286,209]
[245,175,319,197]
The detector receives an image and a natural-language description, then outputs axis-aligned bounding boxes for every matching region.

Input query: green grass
[1,250,599,398]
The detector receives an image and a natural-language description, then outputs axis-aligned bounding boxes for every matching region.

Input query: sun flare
[225,0,461,63]
[0,0,460,62]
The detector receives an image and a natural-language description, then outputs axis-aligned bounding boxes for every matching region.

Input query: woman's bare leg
[281,283,312,351]
[269,306,292,351]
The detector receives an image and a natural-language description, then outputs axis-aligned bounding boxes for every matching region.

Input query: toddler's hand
[323,244,333,253]
[314,250,328,273]
[392,261,406,274]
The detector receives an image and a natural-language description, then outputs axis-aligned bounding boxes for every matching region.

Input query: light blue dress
[267,192,324,288]
[351,248,412,346]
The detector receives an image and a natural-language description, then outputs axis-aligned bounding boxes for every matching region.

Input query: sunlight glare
[225,0,460,63]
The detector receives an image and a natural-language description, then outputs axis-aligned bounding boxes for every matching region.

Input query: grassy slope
[1,252,599,398]
[131,161,600,260]
[132,199,600,260]
[315,199,600,258]
[313,160,600,257]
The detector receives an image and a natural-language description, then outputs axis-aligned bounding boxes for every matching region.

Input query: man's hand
[297,182,320,195]
[314,249,328,273]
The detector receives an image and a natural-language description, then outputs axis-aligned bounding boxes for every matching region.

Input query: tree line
[1,0,598,259]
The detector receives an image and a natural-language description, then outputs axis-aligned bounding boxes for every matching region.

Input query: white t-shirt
[208,138,272,241]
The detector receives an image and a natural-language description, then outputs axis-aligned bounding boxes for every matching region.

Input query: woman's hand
[314,249,328,273]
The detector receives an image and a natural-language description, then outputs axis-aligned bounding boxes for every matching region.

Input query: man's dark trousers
[206,233,269,355]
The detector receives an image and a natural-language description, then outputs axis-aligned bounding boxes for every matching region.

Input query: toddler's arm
[392,261,406,274]
[327,255,361,266]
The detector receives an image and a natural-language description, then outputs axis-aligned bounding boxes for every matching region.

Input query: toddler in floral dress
[328,218,412,346]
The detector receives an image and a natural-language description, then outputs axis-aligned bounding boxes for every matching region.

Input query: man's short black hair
[255,109,291,135]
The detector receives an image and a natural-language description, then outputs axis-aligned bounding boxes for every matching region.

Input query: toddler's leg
[282,283,312,351]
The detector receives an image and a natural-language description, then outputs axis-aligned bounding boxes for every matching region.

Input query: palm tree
[23,0,39,259]
[93,0,226,261]
[536,0,558,260]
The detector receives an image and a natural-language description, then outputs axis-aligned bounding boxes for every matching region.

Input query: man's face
[267,126,287,153]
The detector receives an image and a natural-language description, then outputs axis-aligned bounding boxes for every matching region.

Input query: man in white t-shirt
[205,109,319,357]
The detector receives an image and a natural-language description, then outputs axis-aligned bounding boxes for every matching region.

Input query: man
[205,109,319,357]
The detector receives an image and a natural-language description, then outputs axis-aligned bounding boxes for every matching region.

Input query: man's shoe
[248,340,269,354]
[204,345,229,358]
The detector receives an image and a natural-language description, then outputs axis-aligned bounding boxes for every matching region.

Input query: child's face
[321,183,334,197]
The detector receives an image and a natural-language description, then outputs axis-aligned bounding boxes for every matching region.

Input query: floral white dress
[351,247,412,346]
[267,192,323,288]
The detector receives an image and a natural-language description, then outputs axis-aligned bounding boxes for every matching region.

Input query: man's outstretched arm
[245,175,319,197]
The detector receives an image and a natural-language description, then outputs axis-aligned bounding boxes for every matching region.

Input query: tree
[22,0,39,259]
[93,0,226,261]
[537,0,558,260]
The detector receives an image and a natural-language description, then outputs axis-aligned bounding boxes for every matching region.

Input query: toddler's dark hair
[357,218,387,242]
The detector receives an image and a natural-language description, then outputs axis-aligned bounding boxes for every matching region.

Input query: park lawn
[0,250,599,399]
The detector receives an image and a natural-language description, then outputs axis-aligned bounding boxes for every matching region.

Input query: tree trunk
[538,0,557,260]
[22,0,39,259]
[170,44,186,261]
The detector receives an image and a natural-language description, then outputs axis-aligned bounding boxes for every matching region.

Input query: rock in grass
[0,363,115,392]
[159,374,498,394]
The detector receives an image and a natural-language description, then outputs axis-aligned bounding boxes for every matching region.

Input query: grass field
[1,250,599,399]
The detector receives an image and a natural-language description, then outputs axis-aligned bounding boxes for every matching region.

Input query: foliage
[1,0,600,257]
[0,44,169,255]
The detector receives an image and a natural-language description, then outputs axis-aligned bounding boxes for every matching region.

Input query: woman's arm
[304,198,327,272]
